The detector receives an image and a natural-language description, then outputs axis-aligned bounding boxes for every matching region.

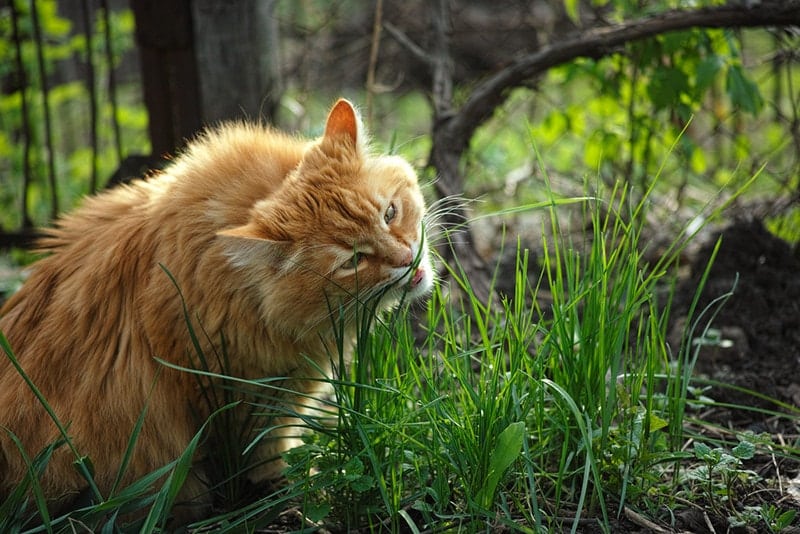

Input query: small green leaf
[732,440,756,460]
[563,0,579,24]
[726,65,763,114]
[343,456,364,481]
[648,413,669,433]
[351,474,375,493]
[475,421,525,508]
[695,55,723,92]
[647,66,690,110]
[304,503,331,522]
[690,147,707,174]
[693,442,712,459]
[775,509,797,530]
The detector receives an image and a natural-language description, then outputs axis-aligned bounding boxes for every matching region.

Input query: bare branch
[425,0,800,300]
[383,22,431,66]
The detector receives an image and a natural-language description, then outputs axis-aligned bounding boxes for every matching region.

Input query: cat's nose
[395,249,413,268]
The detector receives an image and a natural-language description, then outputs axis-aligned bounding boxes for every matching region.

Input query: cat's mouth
[402,242,432,296]
[409,267,426,288]
[380,242,432,301]
[399,263,431,298]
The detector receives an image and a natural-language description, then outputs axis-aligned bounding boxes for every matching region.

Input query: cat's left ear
[217,223,267,241]
[323,98,366,152]
[217,222,292,269]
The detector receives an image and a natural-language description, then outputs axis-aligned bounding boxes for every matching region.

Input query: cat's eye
[384,203,397,224]
[353,252,367,266]
[342,252,366,271]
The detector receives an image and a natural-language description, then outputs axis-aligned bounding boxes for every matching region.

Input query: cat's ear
[323,98,366,151]
[217,223,292,269]
[217,221,289,243]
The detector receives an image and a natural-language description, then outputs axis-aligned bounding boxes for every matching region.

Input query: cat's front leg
[245,380,331,485]
[246,415,304,485]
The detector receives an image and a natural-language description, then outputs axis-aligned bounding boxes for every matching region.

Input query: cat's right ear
[323,98,366,152]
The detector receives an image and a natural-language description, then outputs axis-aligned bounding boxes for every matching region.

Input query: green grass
[3,173,798,533]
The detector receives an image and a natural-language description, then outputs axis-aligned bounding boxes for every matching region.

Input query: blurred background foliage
[0,0,797,243]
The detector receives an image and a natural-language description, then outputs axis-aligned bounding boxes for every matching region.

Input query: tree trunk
[191,0,283,124]
[131,0,202,156]
[132,0,284,155]
[427,0,495,305]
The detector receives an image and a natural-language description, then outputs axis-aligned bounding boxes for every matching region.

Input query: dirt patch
[663,218,800,534]
[674,218,800,413]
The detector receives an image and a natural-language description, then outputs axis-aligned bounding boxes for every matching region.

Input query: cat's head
[219,99,433,332]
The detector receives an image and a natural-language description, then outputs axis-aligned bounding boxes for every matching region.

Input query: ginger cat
[0,99,433,519]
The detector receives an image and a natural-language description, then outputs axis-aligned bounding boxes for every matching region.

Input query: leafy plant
[690,438,758,510]
[759,504,797,534]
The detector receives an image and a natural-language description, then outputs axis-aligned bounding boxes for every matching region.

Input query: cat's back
[10,123,306,260]
[162,122,307,221]
[0,122,307,329]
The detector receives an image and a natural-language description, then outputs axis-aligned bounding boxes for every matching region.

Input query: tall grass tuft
[264,174,737,532]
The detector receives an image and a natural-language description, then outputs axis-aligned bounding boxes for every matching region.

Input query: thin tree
[30,0,58,220]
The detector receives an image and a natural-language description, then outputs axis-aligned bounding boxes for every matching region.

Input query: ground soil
[675,218,800,409]
[611,217,800,534]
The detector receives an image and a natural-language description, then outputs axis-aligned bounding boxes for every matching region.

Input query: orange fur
[0,99,432,517]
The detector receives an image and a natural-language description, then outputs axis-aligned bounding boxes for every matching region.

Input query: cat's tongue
[410,267,425,288]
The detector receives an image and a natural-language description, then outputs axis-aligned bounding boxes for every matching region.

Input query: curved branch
[447,0,800,151]
[425,0,799,299]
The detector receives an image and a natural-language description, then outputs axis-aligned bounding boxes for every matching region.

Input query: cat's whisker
[422,196,476,236]
[426,194,474,217]
[426,193,472,215]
